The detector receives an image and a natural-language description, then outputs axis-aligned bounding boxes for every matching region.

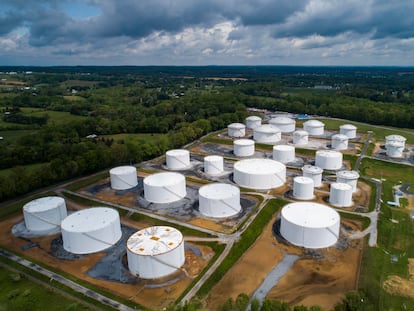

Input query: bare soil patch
[383,259,414,299]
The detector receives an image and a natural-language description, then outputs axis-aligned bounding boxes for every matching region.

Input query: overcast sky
[0,0,413,66]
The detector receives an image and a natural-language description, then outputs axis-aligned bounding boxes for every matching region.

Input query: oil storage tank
[23,196,67,233]
[329,183,353,207]
[292,130,309,145]
[234,139,255,157]
[336,170,359,193]
[245,116,262,129]
[109,166,138,190]
[269,116,296,133]
[315,150,343,170]
[331,134,349,150]
[273,145,295,164]
[166,149,190,170]
[199,183,241,218]
[385,135,406,157]
[293,176,314,200]
[302,165,323,187]
[339,124,357,139]
[303,120,325,136]
[61,207,122,254]
[234,158,286,190]
[144,172,186,203]
[228,123,246,138]
[127,226,185,279]
[204,155,224,175]
[253,124,281,144]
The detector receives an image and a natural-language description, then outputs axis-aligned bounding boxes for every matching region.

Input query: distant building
[86,134,98,139]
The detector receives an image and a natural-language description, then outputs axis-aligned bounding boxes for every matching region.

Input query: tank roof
[336,170,359,180]
[228,122,246,128]
[332,134,349,141]
[282,202,339,228]
[269,116,295,124]
[199,183,239,199]
[304,119,324,127]
[273,145,294,151]
[144,172,185,186]
[109,166,136,175]
[340,124,357,130]
[255,124,281,133]
[331,182,353,190]
[302,165,323,174]
[234,139,255,145]
[385,134,406,142]
[316,150,342,157]
[166,149,189,156]
[234,158,285,174]
[61,207,119,233]
[23,196,65,213]
[246,115,261,121]
[293,130,308,136]
[294,176,314,184]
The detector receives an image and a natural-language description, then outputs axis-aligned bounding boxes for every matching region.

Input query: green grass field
[0,129,36,142]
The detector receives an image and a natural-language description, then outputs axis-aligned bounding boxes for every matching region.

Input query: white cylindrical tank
[269,117,296,133]
[292,130,309,145]
[228,123,246,137]
[273,145,295,164]
[336,170,360,193]
[315,150,343,170]
[61,207,122,254]
[293,176,314,200]
[23,196,67,233]
[303,120,325,136]
[302,165,323,187]
[199,183,241,218]
[245,116,262,129]
[144,172,186,204]
[109,166,138,190]
[234,139,255,157]
[253,124,281,144]
[331,134,349,150]
[166,149,190,170]
[329,183,353,207]
[127,226,185,279]
[204,155,224,175]
[385,135,406,157]
[340,124,357,139]
[233,158,286,190]
[280,202,340,248]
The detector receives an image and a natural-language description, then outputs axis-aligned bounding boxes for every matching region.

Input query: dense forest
[0,66,413,201]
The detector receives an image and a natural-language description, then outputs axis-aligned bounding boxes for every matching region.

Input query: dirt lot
[206,214,363,311]
[383,258,414,299]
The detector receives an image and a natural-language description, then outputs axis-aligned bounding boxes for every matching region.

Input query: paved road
[354,131,373,171]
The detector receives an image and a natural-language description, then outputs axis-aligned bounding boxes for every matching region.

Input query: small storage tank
[228,123,246,137]
[204,155,224,175]
[166,149,190,170]
[329,182,353,207]
[127,226,185,279]
[293,176,314,200]
[302,165,323,187]
[234,158,286,190]
[245,116,262,129]
[61,207,122,254]
[144,172,186,203]
[23,196,67,233]
[315,150,343,170]
[269,116,296,133]
[385,135,406,158]
[234,139,255,157]
[331,134,349,150]
[199,183,241,218]
[339,124,357,139]
[109,166,138,190]
[336,170,359,193]
[273,145,295,164]
[303,120,325,136]
[280,202,340,248]
[253,124,281,144]
[292,130,309,145]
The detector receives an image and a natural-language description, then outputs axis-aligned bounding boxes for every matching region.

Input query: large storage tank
[315,150,343,170]
[339,124,357,139]
[204,155,224,175]
[303,120,325,136]
[336,170,359,193]
[166,149,190,170]
[331,134,349,150]
[280,202,340,248]
[329,183,353,207]
[23,196,67,233]
[302,165,323,187]
[269,116,296,133]
[293,176,314,200]
[385,135,406,157]
[144,172,186,204]
[245,116,262,129]
[292,130,309,145]
[199,183,241,218]
[228,123,246,138]
[273,145,295,164]
[127,226,185,279]
[61,207,122,254]
[253,124,281,144]
[233,158,286,190]
[234,139,255,157]
[109,166,138,190]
